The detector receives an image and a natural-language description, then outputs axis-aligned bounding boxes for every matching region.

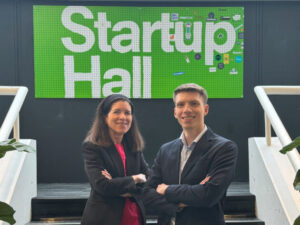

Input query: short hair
[173,83,208,104]
[85,94,144,152]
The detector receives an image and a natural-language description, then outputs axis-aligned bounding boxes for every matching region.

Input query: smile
[116,123,129,125]
[182,116,195,119]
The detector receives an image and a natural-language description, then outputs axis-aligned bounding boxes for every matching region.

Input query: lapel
[106,144,125,177]
[171,139,183,183]
[124,145,135,176]
[180,128,214,179]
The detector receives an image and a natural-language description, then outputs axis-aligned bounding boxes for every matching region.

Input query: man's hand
[200,176,210,185]
[156,183,169,195]
[178,203,187,208]
[132,174,147,184]
[120,193,132,198]
[176,202,188,212]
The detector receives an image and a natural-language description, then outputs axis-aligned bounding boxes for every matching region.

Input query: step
[27,217,265,225]
[31,182,255,220]
[224,182,256,217]
[147,217,265,225]
[226,218,265,225]
[31,183,88,220]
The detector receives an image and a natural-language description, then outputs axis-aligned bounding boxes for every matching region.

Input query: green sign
[33,6,244,98]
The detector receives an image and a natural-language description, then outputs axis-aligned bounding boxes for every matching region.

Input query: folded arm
[164,142,238,208]
[83,145,138,197]
[142,148,178,216]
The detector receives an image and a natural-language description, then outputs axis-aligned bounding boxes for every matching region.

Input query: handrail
[0,86,28,141]
[254,86,300,172]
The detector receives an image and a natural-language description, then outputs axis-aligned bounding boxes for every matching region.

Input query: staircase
[26,182,264,225]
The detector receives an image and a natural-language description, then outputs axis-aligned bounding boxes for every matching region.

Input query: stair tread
[26,217,265,225]
[31,182,257,221]
[226,217,263,222]
[27,222,80,225]
[35,182,251,199]
[28,182,264,224]
[226,217,265,224]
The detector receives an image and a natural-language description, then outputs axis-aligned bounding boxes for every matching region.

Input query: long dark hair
[85,94,144,152]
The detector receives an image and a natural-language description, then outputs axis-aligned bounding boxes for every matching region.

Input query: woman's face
[105,100,133,137]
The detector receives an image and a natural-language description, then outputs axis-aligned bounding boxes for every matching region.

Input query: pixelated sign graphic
[33,6,244,98]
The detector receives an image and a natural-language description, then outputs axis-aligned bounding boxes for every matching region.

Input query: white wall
[0,139,37,225]
[249,137,300,225]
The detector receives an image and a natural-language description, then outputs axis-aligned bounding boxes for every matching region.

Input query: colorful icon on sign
[193,11,203,20]
[185,55,190,63]
[215,55,221,61]
[195,53,201,60]
[207,12,216,21]
[224,54,229,64]
[218,63,224,69]
[173,72,185,76]
[220,16,230,20]
[238,32,244,39]
[235,56,242,63]
[172,13,178,21]
[185,23,192,40]
[230,68,238,75]
[180,16,193,20]
[233,14,241,21]
[209,67,217,72]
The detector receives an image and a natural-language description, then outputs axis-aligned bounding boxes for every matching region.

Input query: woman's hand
[176,203,187,212]
[132,173,146,184]
[101,170,147,184]
[101,169,112,180]
[120,193,132,198]
[178,203,187,208]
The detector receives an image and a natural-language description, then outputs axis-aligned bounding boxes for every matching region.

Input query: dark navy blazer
[143,128,238,225]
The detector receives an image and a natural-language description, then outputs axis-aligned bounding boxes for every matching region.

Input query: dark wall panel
[260,2,300,143]
[0,0,17,85]
[262,2,300,85]
[1,0,299,183]
[0,0,18,134]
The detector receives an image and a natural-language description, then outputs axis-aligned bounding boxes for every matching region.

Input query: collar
[179,125,208,149]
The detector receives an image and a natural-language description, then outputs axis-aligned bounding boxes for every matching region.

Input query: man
[144,83,238,225]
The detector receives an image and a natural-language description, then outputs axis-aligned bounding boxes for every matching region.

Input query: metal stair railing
[254,85,300,172]
[0,86,35,225]
[0,86,28,141]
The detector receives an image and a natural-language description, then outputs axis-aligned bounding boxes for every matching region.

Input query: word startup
[61,6,236,98]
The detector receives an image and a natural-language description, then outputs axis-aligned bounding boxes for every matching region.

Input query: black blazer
[143,128,238,225]
[81,141,149,225]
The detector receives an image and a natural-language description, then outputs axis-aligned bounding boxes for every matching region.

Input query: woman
[81,94,149,225]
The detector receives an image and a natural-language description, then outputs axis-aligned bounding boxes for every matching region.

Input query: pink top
[115,144,142,225]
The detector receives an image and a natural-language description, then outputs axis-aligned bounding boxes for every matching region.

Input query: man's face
[174,91,209,132]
